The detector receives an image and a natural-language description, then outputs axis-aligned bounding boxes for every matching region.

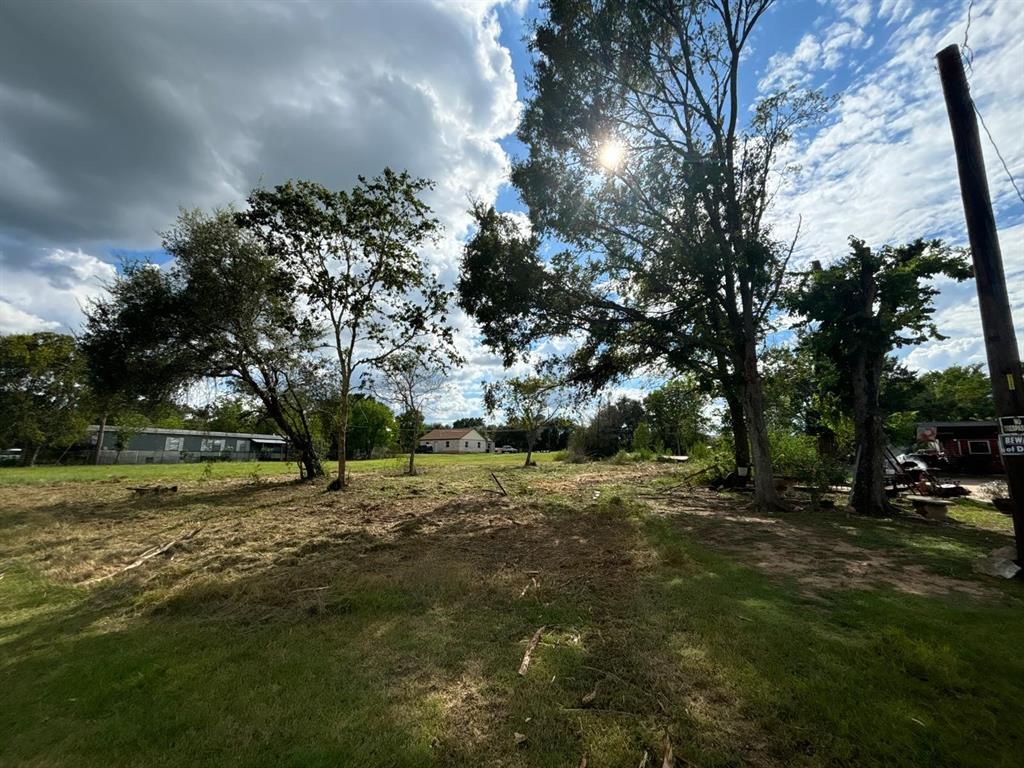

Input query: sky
[0,0,1021,421]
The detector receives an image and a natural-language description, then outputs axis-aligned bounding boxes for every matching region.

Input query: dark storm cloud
[0,0,519,332]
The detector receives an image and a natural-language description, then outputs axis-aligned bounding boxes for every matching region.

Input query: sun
[597,139,626,171]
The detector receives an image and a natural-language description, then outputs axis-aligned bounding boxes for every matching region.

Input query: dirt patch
[647,488,1003,599]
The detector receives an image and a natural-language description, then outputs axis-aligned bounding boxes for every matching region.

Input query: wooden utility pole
[937,44,1024,566]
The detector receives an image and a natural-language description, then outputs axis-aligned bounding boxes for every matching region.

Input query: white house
[419,427,490,454]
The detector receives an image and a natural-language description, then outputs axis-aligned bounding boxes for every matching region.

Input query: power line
[973,100,1024,207]
[959,0,1024,207]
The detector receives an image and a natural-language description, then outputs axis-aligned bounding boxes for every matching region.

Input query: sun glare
[598,139,625,171]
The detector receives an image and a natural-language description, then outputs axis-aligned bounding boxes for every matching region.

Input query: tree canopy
[460,0,831,509]
[0,333,90,465]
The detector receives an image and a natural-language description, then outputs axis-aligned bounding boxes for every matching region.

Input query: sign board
[998,433,1024,456]
[998,416,1024,434]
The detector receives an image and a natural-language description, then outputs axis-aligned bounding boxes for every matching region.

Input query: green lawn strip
[0,452,553,487]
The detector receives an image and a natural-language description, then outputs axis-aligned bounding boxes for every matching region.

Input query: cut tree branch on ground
[518,576,539,598]
[662,733,674,768]
[83,527,202,585]
[491,472,507,496]
[518,625,546,676]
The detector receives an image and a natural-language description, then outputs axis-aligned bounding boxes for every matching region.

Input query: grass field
[1,456,1021,767]
[0,451,544,485]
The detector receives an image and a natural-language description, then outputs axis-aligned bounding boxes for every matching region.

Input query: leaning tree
[458,0,829,509]
[237,170,458,490]
[83,210,328,480]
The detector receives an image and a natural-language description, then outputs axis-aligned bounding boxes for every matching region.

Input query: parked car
[415,445,434,454]
[497,445,518,454]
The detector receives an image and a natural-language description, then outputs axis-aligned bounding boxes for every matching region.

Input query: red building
[916,421,1003,473]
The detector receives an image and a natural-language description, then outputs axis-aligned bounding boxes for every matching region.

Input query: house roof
[917,421,997,429]
[87,425,286,442]
[420,428,481,441]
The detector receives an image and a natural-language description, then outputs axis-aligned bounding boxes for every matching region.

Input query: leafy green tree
[452,417,484,429]
[345,396,396,460]
[914,364,994,422]
[459,0,830,509]
[631,421,653,453]
[237,170,457,490]
[576,397,645,458]
[643,379,708,455]
[205,396,263,434]
[0,333,91,465]
[82,210,326,479]
[396,409,425,456]
[878,359,926,446]
[787,238,971,515]
[484,377,564,467]
[80,262,192,464]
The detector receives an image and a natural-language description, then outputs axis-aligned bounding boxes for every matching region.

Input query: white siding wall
[420,430,488,453]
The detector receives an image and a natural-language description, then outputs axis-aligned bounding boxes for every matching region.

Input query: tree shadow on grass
[3,483,1023,767]
[644,488,1019,600]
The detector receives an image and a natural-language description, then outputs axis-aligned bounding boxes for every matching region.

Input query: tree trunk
[25,444,41,467]
[850,352,891,516]
[93,412,107,465]
[723,388,751,472]
[524,434,535,467]
[238,371,323,481]
[407,445,416,476]
[301,451,324,481]
[335,376,351,490]
[740,340,783,510]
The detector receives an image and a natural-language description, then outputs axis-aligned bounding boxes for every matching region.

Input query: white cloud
[768,0,1024,369]
[759,3,875,91]
[0,248,115,334]
[0,302,60,335]
[0,0,526,419]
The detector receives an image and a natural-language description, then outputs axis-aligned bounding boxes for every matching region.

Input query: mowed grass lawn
[1,456,1021,767]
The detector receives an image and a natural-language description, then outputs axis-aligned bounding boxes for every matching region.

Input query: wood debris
[491,472,507,496]
[661,734,674,768]
[126,484,178,495]
[513,731,528,746]
[83,527,201,584]
[518,625,546,676]
[518,576,539,598]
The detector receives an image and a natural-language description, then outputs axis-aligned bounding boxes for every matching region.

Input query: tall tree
[459,0,829,509]
[396,408,425,458]
[237,170,457,490]
[0,333,90,466]
[370,352,451,476]
[787,238,971,515]
[576,396,646,458]
[484,376,564,467]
